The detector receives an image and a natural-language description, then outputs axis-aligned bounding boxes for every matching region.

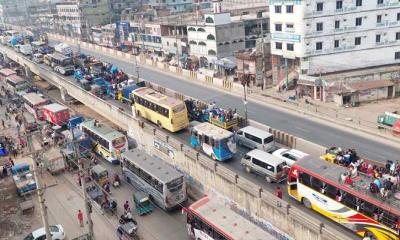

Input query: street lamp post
[241,72,249,126]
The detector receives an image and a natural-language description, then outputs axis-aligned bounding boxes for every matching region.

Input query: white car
[24,224,66,240]
[272,148,309,166]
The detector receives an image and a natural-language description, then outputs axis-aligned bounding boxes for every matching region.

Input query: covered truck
[42,103,70,127]
[54,43,73,57]
[377,111,400,127]
[43,147,65,174]
[11,157,37,196]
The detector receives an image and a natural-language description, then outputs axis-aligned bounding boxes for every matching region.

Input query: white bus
[80,119,128,164]
[122,148,187,211]
[5,74,29,94]
[22,92,49,119]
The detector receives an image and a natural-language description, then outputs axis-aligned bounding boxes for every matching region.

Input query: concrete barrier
[182,69,191,78]
[222,79,233,91]
[205,76,213,84]
[169,66,177,73]
[116,51,122,57]
[101,47,107,53]
[2,44,352,240]
[157,62,164,69]
[145,59,153,65]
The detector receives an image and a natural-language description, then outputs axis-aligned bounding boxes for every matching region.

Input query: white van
[241,149,288,183]
[33,53,44,63]
[235,126,274,151]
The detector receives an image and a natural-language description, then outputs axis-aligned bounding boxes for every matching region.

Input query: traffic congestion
[0,28,399,240]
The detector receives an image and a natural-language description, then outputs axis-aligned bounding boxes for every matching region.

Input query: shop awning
[348,80,394,92]
[214,56,237,69]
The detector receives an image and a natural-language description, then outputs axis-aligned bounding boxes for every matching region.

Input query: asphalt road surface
[49,40,400,163]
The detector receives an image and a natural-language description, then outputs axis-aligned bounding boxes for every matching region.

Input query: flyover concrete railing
[0,45,353,240]
[47,33,400,142]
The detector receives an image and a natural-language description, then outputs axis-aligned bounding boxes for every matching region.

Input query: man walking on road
[78,210,84,227]
[275,186,283,199]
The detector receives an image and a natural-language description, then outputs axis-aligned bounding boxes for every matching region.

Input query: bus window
[381,211,397,228]
[325,184,338,199]
[210,138,216,148]
[112,136,126,148]
[204,135,209,145]
[362,201,376,219]
[342,193,356,209]
[311,177,322,192]
[300,172,312,187]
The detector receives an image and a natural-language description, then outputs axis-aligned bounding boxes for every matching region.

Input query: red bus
[288,157,400,240]
[22,93,49,120]
[183,196,273,240]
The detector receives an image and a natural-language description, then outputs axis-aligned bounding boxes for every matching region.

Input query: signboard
[270,33,301,42]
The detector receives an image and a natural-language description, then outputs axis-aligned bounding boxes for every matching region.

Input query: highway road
[50,40,400,162]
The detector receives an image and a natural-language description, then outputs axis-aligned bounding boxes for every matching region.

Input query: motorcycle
[119,211,137,225]
[113,174,121,188]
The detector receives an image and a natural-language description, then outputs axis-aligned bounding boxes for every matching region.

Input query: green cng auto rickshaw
[133,191,152,216]
[91,164,109,187]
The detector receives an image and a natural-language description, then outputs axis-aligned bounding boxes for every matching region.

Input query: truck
[377,111,400,128]
[11,157,37,196]
[43,147,66,174]
[20,44,32,55]
[54,43,73,57]
[61,128,92,169]
[42,103,70,128]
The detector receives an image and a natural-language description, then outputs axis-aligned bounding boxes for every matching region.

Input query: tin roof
[348,80,394,92]
[0,68,16,77]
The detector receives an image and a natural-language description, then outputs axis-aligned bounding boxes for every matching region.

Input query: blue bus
[190,122,236,161]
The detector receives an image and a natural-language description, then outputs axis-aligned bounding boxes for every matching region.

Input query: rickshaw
[320,147,343,164]
[91,164,109,187]
[133,191,152,216]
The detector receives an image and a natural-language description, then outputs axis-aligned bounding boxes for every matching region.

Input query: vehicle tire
[266,176,272,183]
[302,197,312,209]
[157,121,162,129]
[245,166,251,173]
[136,110,141,117]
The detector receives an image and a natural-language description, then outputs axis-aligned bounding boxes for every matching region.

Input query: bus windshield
[112,136,126,148]
[166,176,183,193]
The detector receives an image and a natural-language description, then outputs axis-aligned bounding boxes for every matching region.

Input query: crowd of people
[207,102,238,125]
[331,147,399,200]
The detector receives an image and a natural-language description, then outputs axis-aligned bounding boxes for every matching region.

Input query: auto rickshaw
[320,146,343,164]
[133,191,152,216]
[91,164,109,187]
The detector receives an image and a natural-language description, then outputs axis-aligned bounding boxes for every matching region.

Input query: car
[23,224,66,240]
[272,148,309,166]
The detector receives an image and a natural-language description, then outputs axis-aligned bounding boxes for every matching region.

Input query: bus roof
[294,157,400,215]
[80,119,125,141]
[23,93,47,105]
[192,122,233,139]
[189,196,274,240]
[122,148,182,183]
[133,87,184,108]
[44,103,68,113]
[0,68,16,77]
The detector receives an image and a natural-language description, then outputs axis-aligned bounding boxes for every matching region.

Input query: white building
[187,0,245,67]
[0,0,39,25]
[269,0,400,90]
[55,0,112,40]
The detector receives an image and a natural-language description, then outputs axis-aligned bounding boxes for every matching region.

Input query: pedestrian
[9,157,14,167]
[77,210,84,227]
[1,119,5,129]
[275,186,283,199]
[123,200,130,212]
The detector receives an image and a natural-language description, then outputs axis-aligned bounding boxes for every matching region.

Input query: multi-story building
[187,0,245,67]
[110,0,144,20]
[222,0,267,10]
[147,0,194,13]
[55,0,112,40]
[269,0,400,101]
[0,0,39,25]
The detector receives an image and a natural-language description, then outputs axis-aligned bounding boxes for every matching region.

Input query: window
[376,34,381,43]
[377,0,383,4]
[286,5,293,13]
[355,17,362,26]
[377,15,382,23]
[299,172,311,186]
[316,41,323,50]
[208,49,216,55]
[336,1,343,9]
[398,13,400,21]
[197,27,205,32]
[275,5,282,13]
[275,23,282,31]
[316,2,323,11]
[205,17,214,23]
[253,158,274,172]
[244,133,262,144]
[396,32,400,40]
[334,39,339,48]
[275,42,282,49]
[355,37,361,45]
[287,43,294,51]
[316,22,323,31]
[396,52,400,60]
[356,0,362,6]
[206,34,215,40]
[335,20,340,29]
[286,23,294,30]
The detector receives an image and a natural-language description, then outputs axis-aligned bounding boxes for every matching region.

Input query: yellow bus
[132,87,189,132]
[288,157,400,240]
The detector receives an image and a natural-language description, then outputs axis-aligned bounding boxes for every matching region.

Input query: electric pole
[26,134,52,240]
[71,128,95,240]
[261,19,266,90]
